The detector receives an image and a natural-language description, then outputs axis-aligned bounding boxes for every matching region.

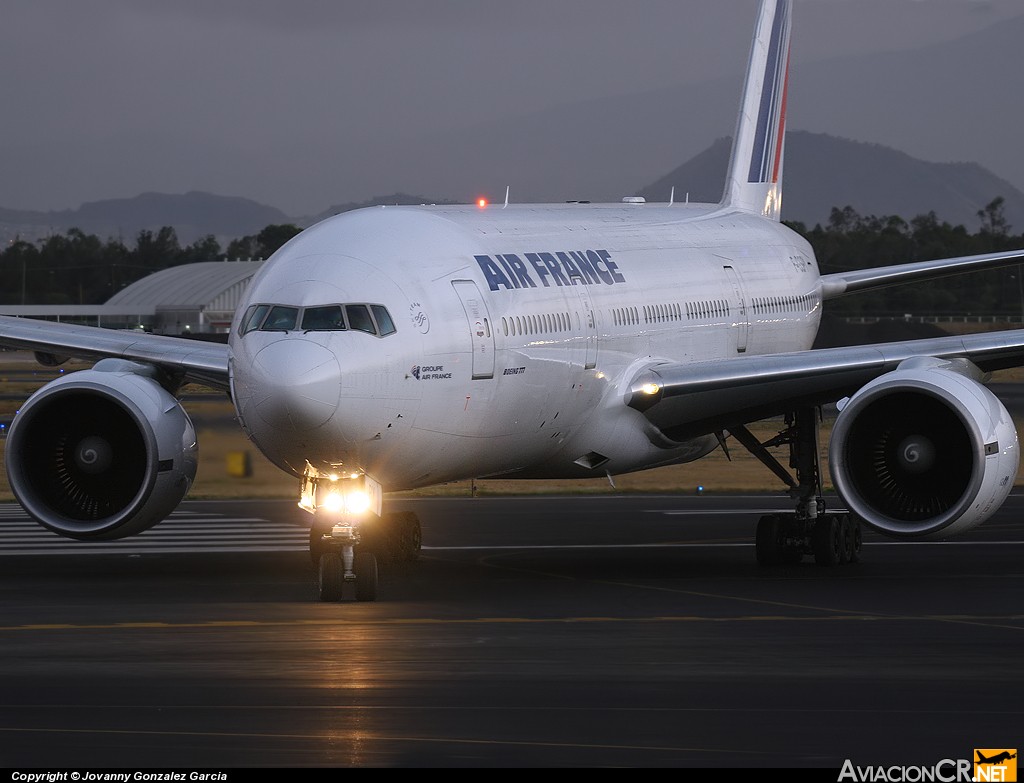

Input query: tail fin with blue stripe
[721,0,792,221]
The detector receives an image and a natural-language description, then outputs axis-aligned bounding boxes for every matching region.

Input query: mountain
[0,191,470,248]
[0,192,289,246]
[4,131,1020,247]
[368,14,1024,210]
[638,131,1024,230]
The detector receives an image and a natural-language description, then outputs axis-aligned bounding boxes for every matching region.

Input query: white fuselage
[228,202,821,490]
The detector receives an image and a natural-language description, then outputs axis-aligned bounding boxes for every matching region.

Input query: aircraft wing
[0,315,230,390]
[626,329,1024,440]
[820,249,1024,299]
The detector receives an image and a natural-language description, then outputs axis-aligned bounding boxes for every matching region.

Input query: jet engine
[829,357,1018,539]
[6,359,198,540]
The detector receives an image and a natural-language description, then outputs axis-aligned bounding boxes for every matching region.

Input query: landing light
[345,490,371,515]
[322,491,344,513]
[641,382,661,395]
[319,487,371,515]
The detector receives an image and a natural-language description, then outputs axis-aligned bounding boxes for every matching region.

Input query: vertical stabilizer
[721,0,792,221]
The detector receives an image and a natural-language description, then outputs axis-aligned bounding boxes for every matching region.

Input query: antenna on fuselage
[669,186,675,206]
[503,186,510,209]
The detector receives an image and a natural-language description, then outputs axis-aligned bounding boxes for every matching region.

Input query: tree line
[1,199,1022,314]
[0,224,302,305]
[788,197,1024,318]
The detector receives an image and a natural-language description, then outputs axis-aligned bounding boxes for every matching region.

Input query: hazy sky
[2,0,1023,216]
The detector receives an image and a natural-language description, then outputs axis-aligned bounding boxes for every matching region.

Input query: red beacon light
[477,198,488,208]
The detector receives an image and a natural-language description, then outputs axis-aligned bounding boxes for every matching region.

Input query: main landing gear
[729,406,862,567]
[310,511,422,602]
[754,510,862,567]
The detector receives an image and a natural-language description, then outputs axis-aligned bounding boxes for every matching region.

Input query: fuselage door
[722,265,749,353]
[452,279,495,380]
[575,286,598,369]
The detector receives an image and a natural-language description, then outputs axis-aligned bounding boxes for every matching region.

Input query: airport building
[0,261,264,335]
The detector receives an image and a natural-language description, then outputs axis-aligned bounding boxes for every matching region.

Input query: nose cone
[251,340,341,431]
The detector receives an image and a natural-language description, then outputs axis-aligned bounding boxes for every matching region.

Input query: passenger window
[371,305,397,336]
[302,305,346,331]
[346,304,376,335]
[261,305,298,331]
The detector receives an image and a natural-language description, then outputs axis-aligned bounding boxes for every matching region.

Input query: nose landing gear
[312,522,378,602]
[309,510,423,602]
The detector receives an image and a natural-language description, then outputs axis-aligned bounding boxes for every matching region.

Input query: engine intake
[829,357,1018,539]
[6,359,198,540]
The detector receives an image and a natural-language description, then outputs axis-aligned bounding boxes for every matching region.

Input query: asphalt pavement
[0,493,1020,768]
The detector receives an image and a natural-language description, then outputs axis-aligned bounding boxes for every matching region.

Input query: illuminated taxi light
[328,473,338,482]
[641,382,661,395]
[322,491,344,513]
[477,198,488,208]
[344,490,372,515]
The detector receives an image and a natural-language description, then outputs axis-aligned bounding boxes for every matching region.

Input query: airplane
[977,752,1017,765]
[2,0,1024,602]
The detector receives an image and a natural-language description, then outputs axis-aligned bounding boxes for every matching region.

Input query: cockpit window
[302,305,346,331]
[371,305,397,336]
[240,304,270,335]
[239,305,257,333]
[345,304,376,335]
[262,305,299,331]
[242,302,396,337]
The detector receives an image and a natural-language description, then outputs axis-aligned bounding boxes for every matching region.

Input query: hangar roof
[106,261,264,310]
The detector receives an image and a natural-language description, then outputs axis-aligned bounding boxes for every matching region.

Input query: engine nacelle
[829,357,1018,539]
[6,359,198,541]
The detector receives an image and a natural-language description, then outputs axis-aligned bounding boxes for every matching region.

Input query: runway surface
[0,493,1021,768]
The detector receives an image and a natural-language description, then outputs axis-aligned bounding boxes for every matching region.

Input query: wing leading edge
[627,329,1024,441]
[0,315,229,390]
[820,249,1024,299]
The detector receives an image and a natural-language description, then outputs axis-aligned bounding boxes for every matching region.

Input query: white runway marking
[0,504,1019,556]
[0,507,308,555]
[422,541,1024,552]
[654,509,799,516]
